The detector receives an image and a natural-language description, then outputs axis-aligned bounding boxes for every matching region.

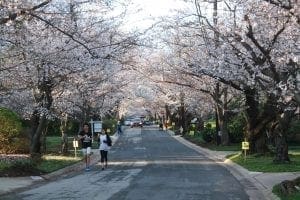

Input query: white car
[124,120,131,126]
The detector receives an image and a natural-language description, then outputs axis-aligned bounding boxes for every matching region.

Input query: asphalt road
[3,127,249,200]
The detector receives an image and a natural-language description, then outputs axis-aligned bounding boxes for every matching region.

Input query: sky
[119,0,190,31]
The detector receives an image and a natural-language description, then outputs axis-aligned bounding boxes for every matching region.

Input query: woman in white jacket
[99,129,111,170]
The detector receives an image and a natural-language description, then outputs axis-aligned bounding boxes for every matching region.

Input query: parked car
[124,120,131,126]
[143,121,152,126]
[131,119,143,128]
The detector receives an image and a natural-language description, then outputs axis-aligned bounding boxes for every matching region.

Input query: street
[3,127,249,200]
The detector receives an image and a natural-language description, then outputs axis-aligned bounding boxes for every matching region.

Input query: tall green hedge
[0,107,29,153]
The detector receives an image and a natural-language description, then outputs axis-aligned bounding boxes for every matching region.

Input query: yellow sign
[242,142,249,150]
[107,129,111,133]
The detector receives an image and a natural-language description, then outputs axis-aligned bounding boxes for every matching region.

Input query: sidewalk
[169,131,300,200]
[0,133,119,196]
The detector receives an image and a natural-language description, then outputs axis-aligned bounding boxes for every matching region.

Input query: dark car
[143,121,152,126]
[131,119,143,128]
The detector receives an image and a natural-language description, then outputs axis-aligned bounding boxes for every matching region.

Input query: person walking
[99,129,111,170]
[78,123,92,171]
[117,121,122,135]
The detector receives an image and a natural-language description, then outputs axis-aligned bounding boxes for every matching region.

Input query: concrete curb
[167,132,277,200]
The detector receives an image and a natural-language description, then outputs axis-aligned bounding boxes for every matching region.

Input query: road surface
[3,127,249,200]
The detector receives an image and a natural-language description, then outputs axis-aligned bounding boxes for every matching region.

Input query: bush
[0,158,41,177]
[47,119,79,136]
[47,120,61,136]
[287,119,300,143]
[228,114,246,143]
[201,123,216,143]
[0,107,29,153]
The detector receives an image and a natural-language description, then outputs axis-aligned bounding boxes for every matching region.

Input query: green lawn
[0,154,82,176]
[46,136,61,151]
[37,155,82,173]
[273,184,300,200]
[228,153,300,172]
[46,136,99,152]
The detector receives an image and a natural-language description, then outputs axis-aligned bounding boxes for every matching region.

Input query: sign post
[172,122,175,133]
[73,138,79,158]
[90,120,102,143]
[242,141,249,160]
[89,119,94,143]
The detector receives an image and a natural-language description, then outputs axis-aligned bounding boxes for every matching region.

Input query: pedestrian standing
[99,129,111,170]
[78,123,92,171]
[117,121,122,135]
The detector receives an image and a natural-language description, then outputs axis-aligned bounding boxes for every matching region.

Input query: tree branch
[0,0,52,25]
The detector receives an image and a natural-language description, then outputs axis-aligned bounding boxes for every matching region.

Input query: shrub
[228,114,246,143]
[287,119,300,143]
[0,107,29,153]
[47,119,79,136]
[0,159,40,177]
[201,123,216,143]
[47,120,61,136]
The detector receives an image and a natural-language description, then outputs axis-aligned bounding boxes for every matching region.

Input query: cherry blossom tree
[160,0,299,159]
[0,0,138,157]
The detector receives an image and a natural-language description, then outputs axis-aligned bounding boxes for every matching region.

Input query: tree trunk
[30,115,47,159]
[40,123,48,154]
[213,84,229,145]
[244,89,276,154]
[272,108,295,163]
[179,92,186,134]
[197,116,204,131]
[274,134,289,163]
[216,105,229,145]
[61,132,68,154]
[61,119,68,154]
[215,109,220,145]
[29,64,54,159]
[249,133,268,154]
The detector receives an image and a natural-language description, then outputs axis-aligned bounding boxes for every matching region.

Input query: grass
[228,153,300,172]
[37,155,82,173]
[0,154,82,176]
[288,146,300,155]
[46,136,99,152]
[205,143,240,151]
[46,136,61,151]
[273,184,300,200]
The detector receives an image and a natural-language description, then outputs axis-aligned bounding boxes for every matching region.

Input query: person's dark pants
[100,150,108,163]
[118,127,122,134]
